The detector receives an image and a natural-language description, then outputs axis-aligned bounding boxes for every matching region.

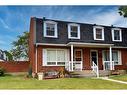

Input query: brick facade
[35,46,127,73]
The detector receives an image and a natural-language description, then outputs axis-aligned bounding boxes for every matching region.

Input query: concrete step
[99,70,111,76]
[69,70,96,78]
[69,70,111,78]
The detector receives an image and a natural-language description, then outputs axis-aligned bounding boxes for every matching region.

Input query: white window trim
[68,23,80,39]
[93,26,104,40]
[43,48,69,66]
[112,28,122,42]
[102,50,122,65]
[43,21,58,38]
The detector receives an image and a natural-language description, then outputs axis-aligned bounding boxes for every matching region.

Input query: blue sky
[0,6,127,50]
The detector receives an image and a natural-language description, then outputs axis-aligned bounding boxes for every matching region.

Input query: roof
[32,17,127,47]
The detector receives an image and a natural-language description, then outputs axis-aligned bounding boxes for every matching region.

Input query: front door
[73,49,82,71]
[74,49,82,61]
[91,50,98,66]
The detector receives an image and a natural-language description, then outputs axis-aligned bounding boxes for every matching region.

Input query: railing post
[80,61,82,71]
[109,46,112,70]
[71,44,73,71]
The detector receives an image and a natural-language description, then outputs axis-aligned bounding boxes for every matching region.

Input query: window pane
[47,50,56,62]
[57,50,65,62]
[96,28,102,39]
[57,62,65,65]
[71,26,78,32]
[112,51,118,65]
[46,23,55,36]
[114,30,120,40]
[47,62,56,65]
[103,51,109,61]
[70,26,78,37]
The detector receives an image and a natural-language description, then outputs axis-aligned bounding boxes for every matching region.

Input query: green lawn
[0,75,127,89]
[110,74,127,82]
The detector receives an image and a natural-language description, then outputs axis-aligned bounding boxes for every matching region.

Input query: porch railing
[65,61,82,71]
[103,61,115,70]
[91,61,99,78]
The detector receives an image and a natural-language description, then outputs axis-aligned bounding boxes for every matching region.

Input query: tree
[119,6,127,17]
[10,31,29,61]
[4,51,13,61]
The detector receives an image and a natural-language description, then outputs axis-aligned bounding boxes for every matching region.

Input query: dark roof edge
[35,17,127,29]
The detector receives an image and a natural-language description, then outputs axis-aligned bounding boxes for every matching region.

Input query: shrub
[0,68,5,76]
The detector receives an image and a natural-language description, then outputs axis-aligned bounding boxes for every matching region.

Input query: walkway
[100,77,127,84]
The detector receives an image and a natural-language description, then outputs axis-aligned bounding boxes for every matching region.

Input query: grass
[0,74,127,89]
[109,74,127,82]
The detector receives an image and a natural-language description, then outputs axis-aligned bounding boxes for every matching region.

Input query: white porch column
[109,46,112,70]
[71,44,74,71]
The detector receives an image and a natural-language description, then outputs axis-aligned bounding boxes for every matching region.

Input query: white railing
[103,61,114,70]
[91,61,99,78]
[65,61,82,71]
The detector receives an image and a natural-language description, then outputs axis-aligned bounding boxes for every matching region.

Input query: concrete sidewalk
[100,77,127,84]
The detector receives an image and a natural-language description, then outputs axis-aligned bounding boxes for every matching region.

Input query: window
[43,49,69,66]
[44,21,57,38]
[103,50,121,65]
[68,23,80,39]
[112,28,122,41]
[93,26,104,40]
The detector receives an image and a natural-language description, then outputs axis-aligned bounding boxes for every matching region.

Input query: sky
[0,6,127,51]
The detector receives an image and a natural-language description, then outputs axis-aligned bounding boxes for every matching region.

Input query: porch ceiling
[67,42,114,48]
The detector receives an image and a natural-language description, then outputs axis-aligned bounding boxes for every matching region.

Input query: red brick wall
[0,61,29,72]
[115,49,127,70]
[29,17,36,73]
[32,44,127,73]
[83,48,91,70]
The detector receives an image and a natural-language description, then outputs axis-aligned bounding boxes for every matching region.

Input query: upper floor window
[68,23,80,39]
[93,26,104,40]
[44,21,58,38]
[112,28,122,42]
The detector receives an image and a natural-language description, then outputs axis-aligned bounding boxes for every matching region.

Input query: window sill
[68,37,80,39]
[43,65,65,66]
[112,40,122,42]
[94,39,104,41]
[44,36,58,38]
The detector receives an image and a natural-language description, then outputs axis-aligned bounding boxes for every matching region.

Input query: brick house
[29,17,127,77]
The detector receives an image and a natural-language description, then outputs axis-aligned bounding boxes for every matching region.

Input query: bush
[0,68,5,76]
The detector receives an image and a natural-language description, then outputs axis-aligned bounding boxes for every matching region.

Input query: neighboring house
[0,50,8,61]
[29,17,127,77]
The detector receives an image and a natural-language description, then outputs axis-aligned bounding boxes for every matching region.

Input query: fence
[0,61,29,72]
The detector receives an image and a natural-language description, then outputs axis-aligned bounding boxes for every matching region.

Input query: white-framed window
[112,28,122,42]
[43,21,58,38]
[93,26,104,40]
[43,49,69,66]
[68,23,80,39]
[103,50,122,65]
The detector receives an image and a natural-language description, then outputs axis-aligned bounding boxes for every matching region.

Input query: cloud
[79,7,127,27]
[0,17,11,29]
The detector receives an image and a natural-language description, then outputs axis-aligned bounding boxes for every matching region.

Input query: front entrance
[72,49,83,71]
[90,50,98,66]
[74,49,82,61]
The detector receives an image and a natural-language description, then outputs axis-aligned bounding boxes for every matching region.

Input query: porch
[65,42,115,77]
